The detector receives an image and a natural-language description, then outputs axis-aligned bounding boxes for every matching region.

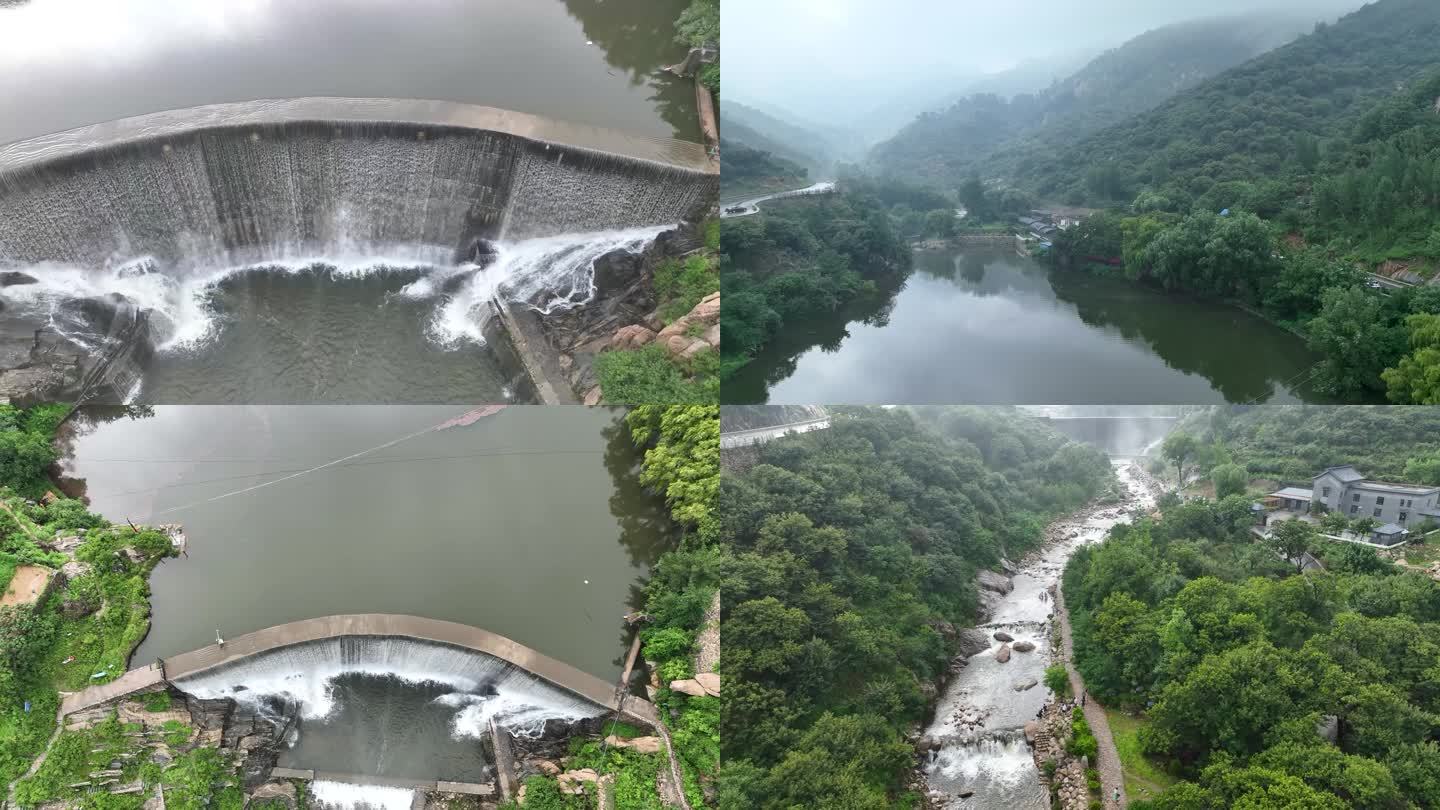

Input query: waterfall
[172,636,605,739]
[309,781,417,810]
[1,225,662,356]
[0,104,713,269]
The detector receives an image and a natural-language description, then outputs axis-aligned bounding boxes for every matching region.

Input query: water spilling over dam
[0,98,713,267]
[0,99,713,401]
[173,635,605,737]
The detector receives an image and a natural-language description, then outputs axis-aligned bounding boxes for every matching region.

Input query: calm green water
[727,248,1334,404]
[58,405,672,679]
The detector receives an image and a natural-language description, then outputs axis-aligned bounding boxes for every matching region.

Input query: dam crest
[0,97,716,269]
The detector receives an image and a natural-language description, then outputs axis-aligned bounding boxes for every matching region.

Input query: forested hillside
[871,13,1318,189]
[720,178,929,378]
[1066,411,1440,808]
[1025,0,1440,205]
[720,407,1115,808]
[720,101,854,178]
[720,139,808,199]
[1171,405,1440,483]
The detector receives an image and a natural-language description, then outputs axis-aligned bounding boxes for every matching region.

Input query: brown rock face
[610,324,656,350]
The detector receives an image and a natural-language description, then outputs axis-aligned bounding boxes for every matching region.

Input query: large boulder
[955,628,992,658]
[993,631,1014,643]
[995,643,1012,663]
[1013,678,1039,692]
[1012,640,1036,653]
[975,569,1013,595]
[609,324,656,350]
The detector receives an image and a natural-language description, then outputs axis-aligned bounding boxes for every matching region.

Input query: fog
[724,0,1367,141]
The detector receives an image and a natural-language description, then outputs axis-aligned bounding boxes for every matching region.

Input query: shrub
[1045,663,1072,699]
[597,345,713,405]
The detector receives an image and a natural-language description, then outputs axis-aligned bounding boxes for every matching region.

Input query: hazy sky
[725,0,1366,129]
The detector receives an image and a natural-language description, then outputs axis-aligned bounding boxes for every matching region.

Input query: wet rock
[976,569,1013,595]
[955,628,992,658]
[1012,641,1036,653]
[993,631,1014,643]
[1024,721,1038,744]
[995,643,1012,663]
[1014,678,1038,691]
[0,271,37,286]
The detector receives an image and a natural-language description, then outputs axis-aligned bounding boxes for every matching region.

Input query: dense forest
[1170,405,1440,484]
[870,12,1320,190]
[1065,412,1440,808]
[719,407,1115,807]
[720,139,808,199]
[720,175,927,378]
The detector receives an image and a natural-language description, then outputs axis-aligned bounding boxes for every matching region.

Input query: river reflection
[57,404,673,679]
[728,248,1334,404]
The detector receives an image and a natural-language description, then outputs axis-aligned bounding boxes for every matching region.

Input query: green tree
[1211,464,1249,500]
[1308,287,1408,398]
[1267,519,1316,575]
[1382,313,1440,404]
[1163,432,1199,484]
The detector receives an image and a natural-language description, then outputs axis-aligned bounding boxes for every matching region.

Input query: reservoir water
[0,0,699,143]
[728,248,1331,404]
[57,404,670,678]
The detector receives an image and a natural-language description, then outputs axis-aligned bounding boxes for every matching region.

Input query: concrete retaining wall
[0,98,717,268]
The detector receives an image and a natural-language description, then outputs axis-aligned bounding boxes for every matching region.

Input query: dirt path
[1055,576,1127,809]
[693,590,719,675]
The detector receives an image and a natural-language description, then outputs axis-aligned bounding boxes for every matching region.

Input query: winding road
[719,181,836,217]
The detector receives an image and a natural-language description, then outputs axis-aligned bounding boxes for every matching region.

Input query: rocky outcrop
[0,294,150,406]
[177,689,299,788]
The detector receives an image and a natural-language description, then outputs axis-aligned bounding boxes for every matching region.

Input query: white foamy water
[0,225,664,352]
[923,461,1154,807]
[173,637,604,739]
[309,780,416,810]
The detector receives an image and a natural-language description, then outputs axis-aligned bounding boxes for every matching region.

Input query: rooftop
[1352,480,1440,496]
[1316,465,1364,483]
[1271,487,1313,501]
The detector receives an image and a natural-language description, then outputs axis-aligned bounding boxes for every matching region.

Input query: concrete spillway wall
[0,98,717,268]
[61,614,658,727]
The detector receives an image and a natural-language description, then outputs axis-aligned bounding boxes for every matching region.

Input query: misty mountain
[870,11,1326,189]
[1016,0,1440,206]
[720,138,809,200]
[720,100,861,177]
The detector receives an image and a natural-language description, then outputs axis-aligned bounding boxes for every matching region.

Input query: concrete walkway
[1054,578,1127,809]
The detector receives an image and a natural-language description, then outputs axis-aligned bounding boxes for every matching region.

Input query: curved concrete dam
[0,97,716,268]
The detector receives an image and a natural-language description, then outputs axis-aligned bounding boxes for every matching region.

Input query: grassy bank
[1104,709,1178,803]
[0,406,181,796]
